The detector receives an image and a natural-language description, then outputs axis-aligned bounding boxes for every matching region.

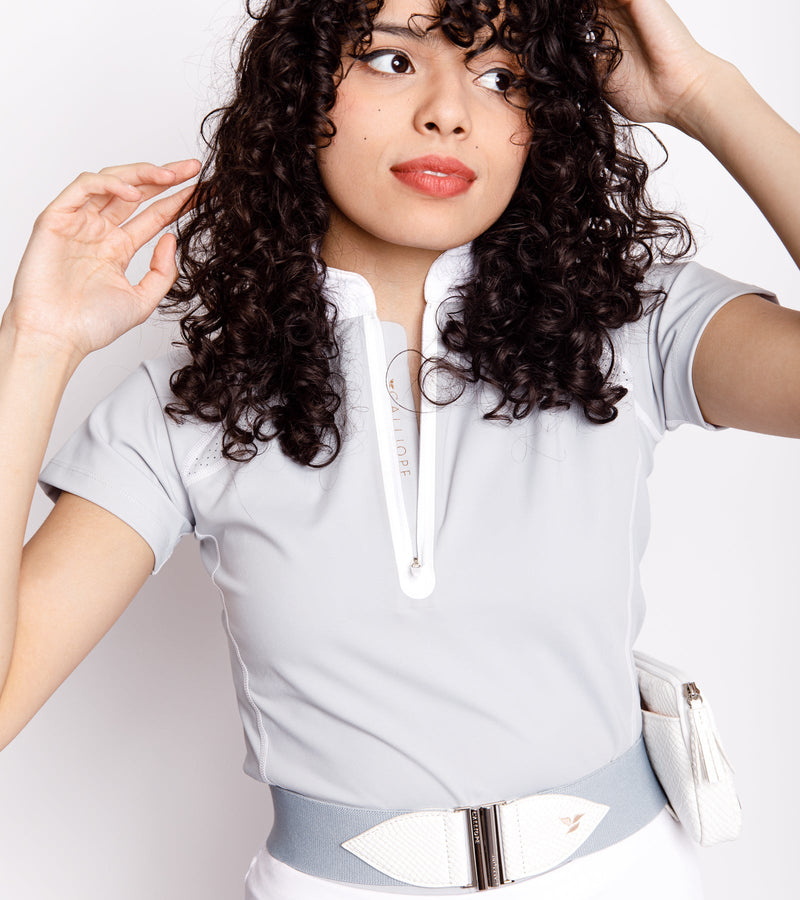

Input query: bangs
[345,0,526,61]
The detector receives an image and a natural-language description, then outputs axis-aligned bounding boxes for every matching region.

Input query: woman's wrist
[0,309,84,382]
[661,53,800,269]
[665,58,753,144]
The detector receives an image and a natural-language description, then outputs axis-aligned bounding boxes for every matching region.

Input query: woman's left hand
[597,0,729,128]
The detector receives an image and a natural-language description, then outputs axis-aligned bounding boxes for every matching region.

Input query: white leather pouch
[633,650,742,846]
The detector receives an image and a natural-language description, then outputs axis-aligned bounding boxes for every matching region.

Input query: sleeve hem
[671,281,779,432]
[39,460,192,574]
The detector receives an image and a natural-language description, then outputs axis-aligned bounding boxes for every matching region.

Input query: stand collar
[321,242,475,320]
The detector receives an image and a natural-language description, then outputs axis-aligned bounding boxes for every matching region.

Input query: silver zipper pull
[684,682,703,707]
[410,557,421,571]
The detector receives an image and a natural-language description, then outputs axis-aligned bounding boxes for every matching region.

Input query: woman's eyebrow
[370,23,509,61]
[371,24,433,42]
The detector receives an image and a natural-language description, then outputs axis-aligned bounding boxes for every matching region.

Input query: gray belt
[266,737,667,893]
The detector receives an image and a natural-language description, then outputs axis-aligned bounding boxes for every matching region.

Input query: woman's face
[316,0,531,257]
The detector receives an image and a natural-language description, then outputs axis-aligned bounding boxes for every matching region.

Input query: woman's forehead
[369,0,510,19]
[366,0,512,48]
[370,0,445,28]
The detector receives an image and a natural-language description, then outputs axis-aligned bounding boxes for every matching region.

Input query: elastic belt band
[266,737,667,893]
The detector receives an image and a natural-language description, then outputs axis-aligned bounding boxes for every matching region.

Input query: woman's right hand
[5,159,202,362]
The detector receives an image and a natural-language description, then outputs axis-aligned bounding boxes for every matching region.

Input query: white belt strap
[266,737,667,892]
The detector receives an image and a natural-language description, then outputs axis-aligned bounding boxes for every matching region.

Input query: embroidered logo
[560,813,584,834]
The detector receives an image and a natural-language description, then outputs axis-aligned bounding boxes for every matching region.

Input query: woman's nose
[412,76,472,138]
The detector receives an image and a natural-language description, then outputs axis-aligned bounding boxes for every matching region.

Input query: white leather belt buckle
[341,792,610,890]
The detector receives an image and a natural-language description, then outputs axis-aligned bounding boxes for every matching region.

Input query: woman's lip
[390,155,477,181]
[390,155,476,198]
[391,169,474,197]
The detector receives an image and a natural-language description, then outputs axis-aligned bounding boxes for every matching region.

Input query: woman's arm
[0,326,154,747]
[599,0,800,436]
[0,160,199,747]
[671,65,800,436]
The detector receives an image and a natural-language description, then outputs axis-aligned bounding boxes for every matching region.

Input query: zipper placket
[363,304,437,601]
[414,297,439,590]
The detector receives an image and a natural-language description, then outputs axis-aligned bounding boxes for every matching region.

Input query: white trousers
[244,807,705,900]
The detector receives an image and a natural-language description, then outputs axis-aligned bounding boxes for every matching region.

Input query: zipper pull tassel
[684,682,732,783]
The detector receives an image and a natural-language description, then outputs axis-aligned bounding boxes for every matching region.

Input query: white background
[0,1,797,897]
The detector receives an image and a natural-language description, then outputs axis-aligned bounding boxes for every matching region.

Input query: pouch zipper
[634,652,733,784]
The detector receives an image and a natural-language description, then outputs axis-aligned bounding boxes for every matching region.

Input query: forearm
[0,317,80,694]
[673,60,800,269]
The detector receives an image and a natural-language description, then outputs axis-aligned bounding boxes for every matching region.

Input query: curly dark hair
[162,0,694,466]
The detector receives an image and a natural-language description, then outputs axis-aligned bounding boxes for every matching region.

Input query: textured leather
[498,794,609,880]
[635,652,742,847]
[641,709,702,838]
[341,794,609,888]
[341,809,473,888]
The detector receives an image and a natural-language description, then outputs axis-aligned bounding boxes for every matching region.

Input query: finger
[95,160,202,223]
[98,158,200,180]
[95,159,201,207]
[46,172,145,216]
[87,162,181,215]
[120,183,199,250]
[130,232,180,315]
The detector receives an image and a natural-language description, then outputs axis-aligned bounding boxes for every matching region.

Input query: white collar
[321,242,474,320]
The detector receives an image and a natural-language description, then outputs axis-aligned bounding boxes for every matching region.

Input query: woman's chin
[357,223,483,255]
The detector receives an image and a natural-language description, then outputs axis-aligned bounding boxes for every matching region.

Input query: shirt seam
[197,529,270,782]
[633,402,662,442]
[625,443,644,745]
[617,333,647,737]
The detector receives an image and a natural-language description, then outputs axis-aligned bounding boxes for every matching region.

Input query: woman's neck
[320,217,441,326]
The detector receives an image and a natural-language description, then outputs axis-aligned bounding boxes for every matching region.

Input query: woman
[1,0,798,897]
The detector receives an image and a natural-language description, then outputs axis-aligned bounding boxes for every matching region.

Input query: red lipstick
[390,155,477,198]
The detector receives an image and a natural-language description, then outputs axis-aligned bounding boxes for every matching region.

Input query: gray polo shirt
[39,245,777,810]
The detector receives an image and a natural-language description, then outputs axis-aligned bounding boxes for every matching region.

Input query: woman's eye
[475,68,515,93]
[364,50,414,75]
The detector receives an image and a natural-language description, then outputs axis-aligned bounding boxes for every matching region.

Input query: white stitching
[443,811,457,883]
[196,530,270,781]
[514,801,527,873]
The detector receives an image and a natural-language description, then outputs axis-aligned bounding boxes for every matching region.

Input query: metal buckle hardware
[457,801,513,891]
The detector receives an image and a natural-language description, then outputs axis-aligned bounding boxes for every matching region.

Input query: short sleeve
[643,261,780,433]
[38,361,195,573]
